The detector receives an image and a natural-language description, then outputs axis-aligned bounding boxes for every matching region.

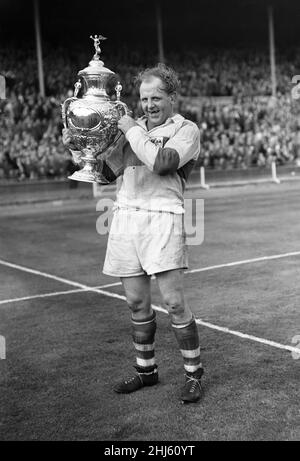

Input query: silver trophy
[62,35,129,183]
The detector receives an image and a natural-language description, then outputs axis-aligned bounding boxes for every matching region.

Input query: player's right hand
[62,128,77,150]
[62,128,82,164]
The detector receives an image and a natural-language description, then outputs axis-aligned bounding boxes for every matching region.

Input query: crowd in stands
[180,94,300,169]
[1,44,300,179]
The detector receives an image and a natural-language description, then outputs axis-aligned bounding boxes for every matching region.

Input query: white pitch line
[0,259,125,302]
[194,318,300,355]
[0,282,123,306]
[0,259,92,289]
[1,258,300,355]
[0,288,90,306]
[95,281,123,289]
[96,250,300,287]
[187,251,300,274]
[98,294,300,354]
[1,249,300,305]
[140,303,300,355]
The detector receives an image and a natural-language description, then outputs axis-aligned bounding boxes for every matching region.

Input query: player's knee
[163,294,185,316]
[126,293,149,314]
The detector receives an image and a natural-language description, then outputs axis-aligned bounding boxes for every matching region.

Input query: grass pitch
[0,181,299,440]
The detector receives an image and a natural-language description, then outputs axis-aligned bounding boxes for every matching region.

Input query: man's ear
[169,92,177,104]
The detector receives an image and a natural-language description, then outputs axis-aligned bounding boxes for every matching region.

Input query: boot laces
[185,374,201,393]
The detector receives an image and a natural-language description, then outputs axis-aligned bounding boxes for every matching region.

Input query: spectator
[1,44,300,179]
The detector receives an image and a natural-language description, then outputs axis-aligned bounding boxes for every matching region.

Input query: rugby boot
[180,367,204,403]
[113,365,158,394]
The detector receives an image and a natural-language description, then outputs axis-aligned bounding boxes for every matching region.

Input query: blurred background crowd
[1,45,300,180]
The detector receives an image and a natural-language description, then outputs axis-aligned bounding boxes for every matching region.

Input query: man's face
[140,76,175,129]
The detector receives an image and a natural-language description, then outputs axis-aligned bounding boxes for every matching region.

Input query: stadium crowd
[1,45,300,179]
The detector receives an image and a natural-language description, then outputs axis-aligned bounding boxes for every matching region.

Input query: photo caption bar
[103,444,196,458]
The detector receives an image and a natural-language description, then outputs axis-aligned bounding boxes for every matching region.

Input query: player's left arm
[125,122,200,175]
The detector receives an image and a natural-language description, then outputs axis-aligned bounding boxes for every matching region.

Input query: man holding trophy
[62,37,203,403]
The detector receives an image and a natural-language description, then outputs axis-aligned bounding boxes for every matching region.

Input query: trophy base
[68,170,110,184]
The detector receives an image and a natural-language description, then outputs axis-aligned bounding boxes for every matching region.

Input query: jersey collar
[137,113,184,131]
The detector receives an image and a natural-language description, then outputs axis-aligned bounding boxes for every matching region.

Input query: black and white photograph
[0,0,299,443]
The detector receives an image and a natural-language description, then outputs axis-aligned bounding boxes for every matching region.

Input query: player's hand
[62,128,77,150]
[62,128,82,164]
[118,115,137,134]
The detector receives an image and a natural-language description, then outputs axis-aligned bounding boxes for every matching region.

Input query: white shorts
[103,208,188,277]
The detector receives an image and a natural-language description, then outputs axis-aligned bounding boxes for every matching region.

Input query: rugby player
[63,63,204,403]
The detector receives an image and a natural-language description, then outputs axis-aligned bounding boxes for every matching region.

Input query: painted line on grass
[0,282,123,306]
[193,318,300,355]
[143,305,300,355]
[0,259,125,302]
[187,250,300,274]
[96,251,300,290]
[0,259,96,289]
[0,288,91,305]
[1,250,300,305]
[1,258,300,356]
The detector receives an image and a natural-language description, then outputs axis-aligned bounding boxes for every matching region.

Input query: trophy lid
[78,35,114,77]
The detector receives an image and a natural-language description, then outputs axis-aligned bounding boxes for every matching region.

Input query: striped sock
[172,317,202,374]
[131,311,157,373]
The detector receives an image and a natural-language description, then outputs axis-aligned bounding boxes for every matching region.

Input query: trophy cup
[62,35,129,183]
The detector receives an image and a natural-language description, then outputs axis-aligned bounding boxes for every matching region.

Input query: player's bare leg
[156,269,204,403]
[113,275,158,393]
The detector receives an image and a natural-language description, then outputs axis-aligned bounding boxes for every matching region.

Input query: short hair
[134,63,180,95]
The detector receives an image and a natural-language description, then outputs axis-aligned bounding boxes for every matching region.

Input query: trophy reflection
[62,35,129,183]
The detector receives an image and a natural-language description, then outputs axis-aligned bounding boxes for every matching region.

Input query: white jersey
[104,114,200,214]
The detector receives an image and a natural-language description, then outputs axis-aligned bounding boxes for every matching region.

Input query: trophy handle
[61,97,77,129]
[61,80,82,128]
[114,100,133,142]
[114,80,132,118]
[115,100,132,117]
